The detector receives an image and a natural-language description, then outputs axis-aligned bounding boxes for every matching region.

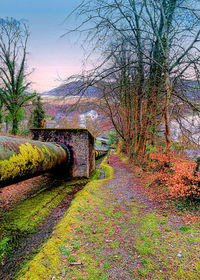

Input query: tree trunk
[12,117,19,135]
[164,68,172,152]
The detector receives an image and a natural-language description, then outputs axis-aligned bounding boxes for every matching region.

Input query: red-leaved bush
[150,151,200,199]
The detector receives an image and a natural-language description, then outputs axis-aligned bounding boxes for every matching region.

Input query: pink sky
[2,0,86,93]
[28,43,85,93]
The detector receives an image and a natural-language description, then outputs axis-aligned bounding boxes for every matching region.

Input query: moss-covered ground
[0,177,90,273]
[14,154,200,280]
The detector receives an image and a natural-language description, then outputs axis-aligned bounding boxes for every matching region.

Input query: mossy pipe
[95,150,107,159]
[0,136,68,183]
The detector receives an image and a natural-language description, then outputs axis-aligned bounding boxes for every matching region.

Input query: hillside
[41,81,103,98]
[40,79,200,101]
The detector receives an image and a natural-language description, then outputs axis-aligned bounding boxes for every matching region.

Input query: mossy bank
[15,157,113,280]
[0,178,90,277]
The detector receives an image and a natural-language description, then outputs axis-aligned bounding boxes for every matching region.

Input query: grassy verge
[15,157,113,280]
[89,169,101,181]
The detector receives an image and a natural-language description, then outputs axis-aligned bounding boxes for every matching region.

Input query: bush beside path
[17,154,200,280]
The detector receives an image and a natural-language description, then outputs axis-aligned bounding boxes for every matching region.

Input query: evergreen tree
[31,95,45,128]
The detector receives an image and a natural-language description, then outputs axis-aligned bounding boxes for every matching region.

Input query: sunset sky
[1,0,85,92]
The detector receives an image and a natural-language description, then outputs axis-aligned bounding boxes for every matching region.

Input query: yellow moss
[16,156,113,280]
[0,142,66,180]
[95,150,107,159]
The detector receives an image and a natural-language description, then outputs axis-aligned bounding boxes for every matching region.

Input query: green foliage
[0,237,10,263]
[0,18,36,134]
[66,255,77,263]
[71,241,81,249]
[18,128,30,136]
[30,94,46,128]
[172,142,186,150]
[3,109,26,134]
[107,131,119,146]
[179,225,192,233]
[46,116,53,120]
[146,144,157,155]
[95,140,101,146]
[90,169,101,180]
[59,246,71,256]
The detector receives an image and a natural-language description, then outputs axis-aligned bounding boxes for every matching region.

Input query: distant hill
[40,79,200,101]
[41,81,103,98]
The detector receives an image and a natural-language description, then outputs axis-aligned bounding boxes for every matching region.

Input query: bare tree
[65,0,200,157]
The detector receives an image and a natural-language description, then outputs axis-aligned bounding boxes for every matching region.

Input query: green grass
[109,241,119,249]
[113,212,121,218]
[66,255,78,263]
[71,241,81,250]
[179,225,192,233]
[90,169,101,180]
[59,247,71,256]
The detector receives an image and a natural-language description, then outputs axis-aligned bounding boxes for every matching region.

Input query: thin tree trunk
[164,68,172,151]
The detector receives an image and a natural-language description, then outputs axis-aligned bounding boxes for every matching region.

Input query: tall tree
[0,18,35,134]
[66,0,200,157]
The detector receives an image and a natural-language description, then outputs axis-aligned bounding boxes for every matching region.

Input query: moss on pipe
[95,150,107,159]
[0,136,67,181]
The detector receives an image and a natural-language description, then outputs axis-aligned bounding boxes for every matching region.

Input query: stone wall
[31,128,95,178]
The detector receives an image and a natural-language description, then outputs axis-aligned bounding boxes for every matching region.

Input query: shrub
[150,151,200,200]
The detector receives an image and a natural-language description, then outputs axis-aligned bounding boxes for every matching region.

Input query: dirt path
[17,154,200,280]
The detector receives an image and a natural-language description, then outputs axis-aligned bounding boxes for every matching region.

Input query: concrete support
[31,128,95,178]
